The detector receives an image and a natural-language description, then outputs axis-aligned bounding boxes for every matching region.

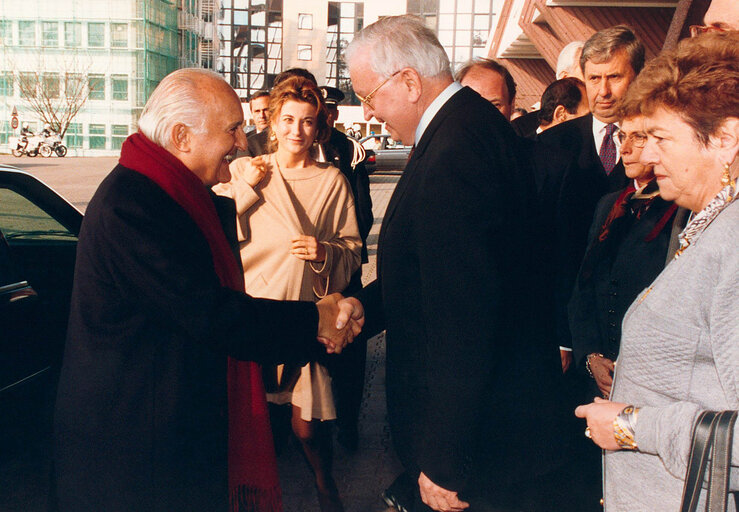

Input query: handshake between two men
[315,294,366,354]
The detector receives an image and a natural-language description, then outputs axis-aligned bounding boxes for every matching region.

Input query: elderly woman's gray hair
[138,68,225,148]
[345,15,451,80]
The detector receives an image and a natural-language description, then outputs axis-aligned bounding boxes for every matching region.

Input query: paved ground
[0,155,403,512]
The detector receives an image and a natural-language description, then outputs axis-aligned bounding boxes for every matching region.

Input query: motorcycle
[40,132,68,157]
[9,135,44,157]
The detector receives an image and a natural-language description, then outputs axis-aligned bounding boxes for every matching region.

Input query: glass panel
[457,14,471,29]
[475,0,491,11]
[341,2,355,17]
[0,20,12,46]
[111,23,127,48]
[438,30,454,46]
[111,124,128,149]
[42,22,58,46]
[88,22,105,47]
[234,10,248,24]
[0,120,9,145]
[455,30,471,45]
[474,14,489,30]
[439,0,455,13]
[112,75,128,101]
[0,189,77,244]
[472,29,487,47]
[19,21,35,46]
[298,13,312,30]
[297,44,311,61]
[438,13,454,30]
[65,123,83,148]
[89,124,106,149]
[339,17,353,33]
[65,22,81,47]
[42,73,60,99]
[88,74,105,100]
[457,0,472,12]
[0,74,12,97]
[19,73,37,98]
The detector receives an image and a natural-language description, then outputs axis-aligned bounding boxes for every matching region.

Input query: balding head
[138,68,236,149]
[556,41,585,80]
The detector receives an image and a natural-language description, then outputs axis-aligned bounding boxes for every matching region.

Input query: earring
[269,131,276,142]
[721,162,735,188]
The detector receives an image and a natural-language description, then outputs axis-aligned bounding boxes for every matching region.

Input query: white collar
[414,81,463,146]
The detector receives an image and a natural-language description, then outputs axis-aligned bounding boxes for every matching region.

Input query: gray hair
[579,25,645,75]
[345,15,451,80]
[556,41,584,79]
[138,68,225,147]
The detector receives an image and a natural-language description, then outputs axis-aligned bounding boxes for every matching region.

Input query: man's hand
[574,397,626,451]
[588,354,615,397]
[315,293,364,354]
[418,472,469,512]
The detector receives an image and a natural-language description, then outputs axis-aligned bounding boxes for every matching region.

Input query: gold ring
[585,427,592,439]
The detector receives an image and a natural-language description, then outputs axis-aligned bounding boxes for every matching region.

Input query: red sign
[11,116,18,130]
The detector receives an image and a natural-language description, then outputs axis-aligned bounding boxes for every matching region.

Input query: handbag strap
[707,410,738,512]
[681,411,720,512]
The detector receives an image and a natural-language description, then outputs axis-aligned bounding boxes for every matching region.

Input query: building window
[42,73,60,99]
[19,21,35,46]
[111,75,128,101]
[88,22,105,47]
[297,44,312,61]
[0,74,12,97]
[298,13,313,30]
[42,21,58,47]
[111,23,127,48]
[19,72,37,98]
[88,74,105,100]
[65,22,81,47]
[89,124,106,149]
[0,20,13,46]
[65,123,83,148]
[111,124,128,149]
[0,121,10,146]
[326,2,364,103]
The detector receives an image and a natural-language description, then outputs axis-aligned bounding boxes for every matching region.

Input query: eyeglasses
[689,24,729,37]
[355,71,401,109]
[617,131,647,148]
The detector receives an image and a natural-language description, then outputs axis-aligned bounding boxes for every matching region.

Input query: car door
[0,170,81,439]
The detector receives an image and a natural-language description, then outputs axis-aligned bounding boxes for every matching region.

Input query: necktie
[599,123,618,175]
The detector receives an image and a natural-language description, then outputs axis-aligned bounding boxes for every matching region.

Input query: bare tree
[12,54,91,139]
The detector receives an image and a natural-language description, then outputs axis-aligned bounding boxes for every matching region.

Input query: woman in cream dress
[215,76,361,511]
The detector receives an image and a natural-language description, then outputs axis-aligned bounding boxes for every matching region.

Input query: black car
[0,165,81,446]
[360,134,412,174]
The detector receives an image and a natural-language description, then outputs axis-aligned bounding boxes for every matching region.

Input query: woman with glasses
[575,32,738,510]
[569,104,681,401]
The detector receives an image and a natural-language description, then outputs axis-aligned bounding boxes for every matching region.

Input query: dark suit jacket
[54,166,322,511]
[537,114,630,349]
[242,129,269,158]
[511,109,540,140]
[569,190,677,375]
[356,87,568,500]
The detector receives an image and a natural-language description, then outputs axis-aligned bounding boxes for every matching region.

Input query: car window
[0,188,78,244]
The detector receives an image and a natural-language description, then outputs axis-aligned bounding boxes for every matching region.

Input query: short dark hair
[580,25,645,76]
[455,58,516,104]
[248,90,269,103]
[539,78,585,124]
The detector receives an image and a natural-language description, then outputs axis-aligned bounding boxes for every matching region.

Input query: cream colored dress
[214,153,361,421]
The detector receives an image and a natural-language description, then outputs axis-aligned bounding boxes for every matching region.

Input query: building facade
[0,0,214,155]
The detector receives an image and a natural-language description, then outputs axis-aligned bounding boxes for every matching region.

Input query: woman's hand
[574,397,626,451]
[232,155,267,187]
[291,235,326,262]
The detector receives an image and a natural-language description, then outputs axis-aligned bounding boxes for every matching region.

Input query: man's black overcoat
[356,87,569,502]
[54,166,322,511]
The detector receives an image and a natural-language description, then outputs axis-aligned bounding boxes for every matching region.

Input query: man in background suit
[339,15,572,512]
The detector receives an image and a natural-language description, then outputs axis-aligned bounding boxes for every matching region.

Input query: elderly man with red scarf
[53,68,363,512]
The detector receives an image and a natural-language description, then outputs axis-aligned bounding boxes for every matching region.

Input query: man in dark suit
[339,15,572,512]
[538,25,645,364]
[53,69,362,512]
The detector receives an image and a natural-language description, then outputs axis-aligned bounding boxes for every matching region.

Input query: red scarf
[119,133,282,512]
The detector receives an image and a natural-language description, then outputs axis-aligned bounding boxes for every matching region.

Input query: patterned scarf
[675,180,738,259]
[119,132,282,512]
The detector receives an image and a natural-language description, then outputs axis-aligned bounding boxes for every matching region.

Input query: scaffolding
[0,0,211,155]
